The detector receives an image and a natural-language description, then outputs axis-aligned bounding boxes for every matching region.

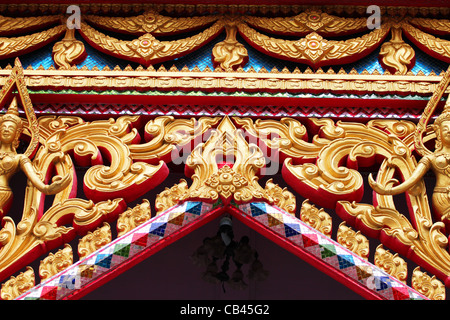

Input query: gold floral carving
[0,62,185,282]
[243,9,367,35]
[237,20,390,67]
[336,222,369,260]
[412,267,446,300]
[230,105,450,285]
[79,21,223,66]
[379,26,415,74]
[84,9,218,35]
[299,199,332,237]
[374,244,407,283]
[39,244,73,281]
[78,223,112,260]
[0,266,34,300]
[117,200,152,236]
[52,27,86,69]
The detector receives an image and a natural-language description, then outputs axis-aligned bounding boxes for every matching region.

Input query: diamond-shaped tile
[95,254,113,269]
[374,276,391,291]
[113,243,131,257]
[250,203,267,217]
[78,264,95,279]
[131,233,148,247]
[185,202,203,215]
[302,233,319,248]
[148,223,167,237]
[168,212,185,226]
[337,254,355,269]
[356,265,373,280]
[58,274,77,290]
[40,286,58,300]
[267,213,283,227]
[320,244,336,259]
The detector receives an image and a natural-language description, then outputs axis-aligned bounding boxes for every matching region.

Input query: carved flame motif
[374,244,408,283]
[379,26,415,74]
[412,267,446,300]
[77,223,112,260]
[0,266,34,300]
[337,222,369,260]
[212,18,248,71]
[39,244,73,281]
[52,27,86,69]
[117,200,152,236]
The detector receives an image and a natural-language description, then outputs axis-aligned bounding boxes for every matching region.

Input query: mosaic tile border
[16,201,220,300]
[233,202,428,300]
[15,199,428,300]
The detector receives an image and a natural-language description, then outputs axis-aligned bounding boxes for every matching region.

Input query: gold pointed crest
[0,58,39,158]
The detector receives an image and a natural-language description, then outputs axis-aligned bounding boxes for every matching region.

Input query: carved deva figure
[369,69,450,223]
[0,97,71,215]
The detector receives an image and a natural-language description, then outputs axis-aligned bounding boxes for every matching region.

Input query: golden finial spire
[6,97,19,117]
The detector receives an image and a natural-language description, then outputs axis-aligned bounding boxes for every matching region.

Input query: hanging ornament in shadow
[190,215,268,292]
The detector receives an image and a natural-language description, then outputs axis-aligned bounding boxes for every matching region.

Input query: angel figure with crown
[0,97,71,216]
[369,67,450,222]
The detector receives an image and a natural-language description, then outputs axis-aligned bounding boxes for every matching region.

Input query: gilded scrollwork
[0,6,448,78]
[0,61,175,283]
[212,17,248,71]
[0,14,62,36]
[0,24,65,60]
[410,17,450,35]
[379,26,415,74]
[402,22,450,63]
[155,180,189,215]
[180,116,269,204]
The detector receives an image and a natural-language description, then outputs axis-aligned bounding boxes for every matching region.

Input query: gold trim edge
[0,69,446,95]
